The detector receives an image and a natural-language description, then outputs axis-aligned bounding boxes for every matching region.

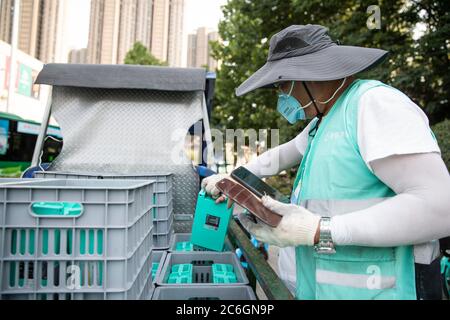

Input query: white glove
[238,196,321,247]
[201,173,229,199]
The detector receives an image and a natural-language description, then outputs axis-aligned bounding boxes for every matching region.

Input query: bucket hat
[236,24,388,96]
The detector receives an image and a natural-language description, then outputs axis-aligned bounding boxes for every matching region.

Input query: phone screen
[230,167,290,203]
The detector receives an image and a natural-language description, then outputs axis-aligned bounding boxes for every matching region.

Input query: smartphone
[230,166,290,203]
[216,178,283,227]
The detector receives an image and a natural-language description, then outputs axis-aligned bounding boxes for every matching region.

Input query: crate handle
[29,202,84,218]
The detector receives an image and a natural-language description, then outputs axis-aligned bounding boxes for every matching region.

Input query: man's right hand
[201,173,233,207]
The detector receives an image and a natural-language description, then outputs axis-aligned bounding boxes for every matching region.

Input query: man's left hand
[238,196,321,247]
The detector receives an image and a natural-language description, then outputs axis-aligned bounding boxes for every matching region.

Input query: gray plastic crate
[152,191,172,207]
[34,171,173,193]
[33,171,173,236]
[153,229,174,250]
[133,248,155,301]
[150,250,167,283]
[152,285,256,300]
[156,252,249,286]
[153,199,173,220]
[169,233,233,253]
[0,179,155,300]
[154,217,175,234]
[21,247,155,301]
[0,178,40,184]
[154,217,174,236]
[152,200,173,244]
[146,286,155,301]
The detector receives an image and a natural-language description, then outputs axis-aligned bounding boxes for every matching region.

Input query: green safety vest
[291,79,417,300]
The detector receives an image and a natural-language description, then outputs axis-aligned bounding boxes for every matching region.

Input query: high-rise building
[150,0,169,64]
[135,0,153,48]
[16,0,40,58]
[117,0,136,65]
[87,0,121,64]
[0,0,69,63]
[0,1,13,43]
[88,0,183,66]
[167,0,184,67]
[207,31,219,71]
[68,48,88,64]
[195,27,209,69]
[187,27,219,71]
[38,0,69,63]
[187,33,197,68]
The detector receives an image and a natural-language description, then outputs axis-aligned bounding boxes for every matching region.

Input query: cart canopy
[36,63,207,91]
[35,64,209,229]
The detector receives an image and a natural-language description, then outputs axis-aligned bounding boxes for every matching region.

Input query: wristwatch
[314,217,336,254]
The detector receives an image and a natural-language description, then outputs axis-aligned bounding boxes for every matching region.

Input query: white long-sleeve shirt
[244,85,450,264]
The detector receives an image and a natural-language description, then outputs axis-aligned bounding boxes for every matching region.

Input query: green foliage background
[432,119,450,171]
[124,42,167,66]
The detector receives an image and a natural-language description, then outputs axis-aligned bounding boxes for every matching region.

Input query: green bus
[0,112,62,177]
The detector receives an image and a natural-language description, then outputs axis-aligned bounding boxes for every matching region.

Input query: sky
[182,0,227,65]
[65,0,227,66]
[184,0,227,34]
[65,0,91,50]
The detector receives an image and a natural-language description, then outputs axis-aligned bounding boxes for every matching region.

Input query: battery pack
[191,190,233,251]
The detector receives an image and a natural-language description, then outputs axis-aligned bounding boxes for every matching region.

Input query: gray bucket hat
[236,24,389,96]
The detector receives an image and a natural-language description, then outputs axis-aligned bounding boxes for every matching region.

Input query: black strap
[302,82,323,137]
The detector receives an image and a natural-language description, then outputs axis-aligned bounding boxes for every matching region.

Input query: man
[202,24,450,300]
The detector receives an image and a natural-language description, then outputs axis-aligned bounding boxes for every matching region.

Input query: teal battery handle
[191,190,234,252]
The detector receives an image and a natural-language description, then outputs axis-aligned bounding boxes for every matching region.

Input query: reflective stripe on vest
[292,79,417,300]
[316,269,396,290]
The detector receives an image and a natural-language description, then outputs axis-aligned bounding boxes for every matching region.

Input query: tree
[210,0,299,145]
[124,42,167,66]
[404,0,449,124]
[432,119,450,171]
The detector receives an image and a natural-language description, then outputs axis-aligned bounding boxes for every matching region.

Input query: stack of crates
[0,179,155,300]
[33,172,174,250]
[152,251,256,300]
[169,233,233,253]
[149,174,174,250]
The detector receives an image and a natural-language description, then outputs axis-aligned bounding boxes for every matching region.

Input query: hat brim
[235,45,389,96]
